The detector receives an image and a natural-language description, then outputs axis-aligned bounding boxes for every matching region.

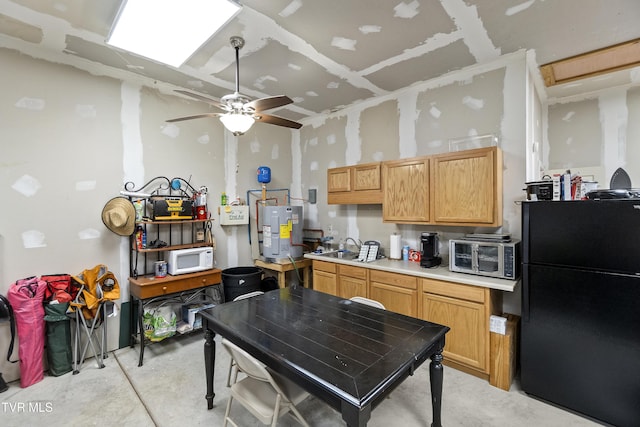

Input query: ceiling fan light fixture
[220,113,255,135]
[107,0,241,68]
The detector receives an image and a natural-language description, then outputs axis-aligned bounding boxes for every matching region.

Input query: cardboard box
[490,313,520,391]
[181,303,215,329]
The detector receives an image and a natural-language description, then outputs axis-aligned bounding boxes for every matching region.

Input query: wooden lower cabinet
[312,261,368,299]
[310,259,507,384]
[420,278,501,378]
[312,261,337,295]
[337,264,367,299]
[369,270,418,317]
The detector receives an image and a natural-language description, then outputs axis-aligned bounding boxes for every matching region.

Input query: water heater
[262,206,303,261]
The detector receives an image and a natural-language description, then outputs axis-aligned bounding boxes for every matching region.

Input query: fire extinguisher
[195,186,208,220]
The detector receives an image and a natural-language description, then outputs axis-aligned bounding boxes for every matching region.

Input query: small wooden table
[254,258,311,288]
[129,269,222,366]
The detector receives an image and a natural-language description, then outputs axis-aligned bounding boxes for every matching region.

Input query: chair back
[222,339,272,382]
[349,296,386,309]
[232,291,264,301]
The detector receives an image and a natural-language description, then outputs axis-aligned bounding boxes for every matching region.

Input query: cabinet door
[337,264,368,299]
[370,282,417,317]
[338,276,367,299]
[432,147,502,226]
[353,163,381,191]
[313,270,337,295]
[422,292,487,372]
[383,157,429,223]
[327,167,351,193]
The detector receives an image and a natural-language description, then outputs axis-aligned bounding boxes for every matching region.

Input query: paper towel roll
[390,234,402,259]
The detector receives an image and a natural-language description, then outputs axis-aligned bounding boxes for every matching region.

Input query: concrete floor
[1,333,604,427]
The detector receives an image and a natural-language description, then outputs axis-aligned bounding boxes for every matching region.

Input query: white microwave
[167,247,213,275]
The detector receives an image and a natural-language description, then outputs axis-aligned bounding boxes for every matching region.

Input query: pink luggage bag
[7,276,47,388]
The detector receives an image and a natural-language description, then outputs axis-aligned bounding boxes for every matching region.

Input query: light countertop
[304,253,519,292]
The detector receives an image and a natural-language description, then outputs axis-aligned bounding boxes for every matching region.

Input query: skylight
[107,0,241,68]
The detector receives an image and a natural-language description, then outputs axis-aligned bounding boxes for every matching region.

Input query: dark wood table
[200,287,449,427]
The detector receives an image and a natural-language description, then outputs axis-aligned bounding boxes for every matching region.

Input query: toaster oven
[449,239,521,280]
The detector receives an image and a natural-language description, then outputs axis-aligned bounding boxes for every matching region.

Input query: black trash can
[222,267,262,302]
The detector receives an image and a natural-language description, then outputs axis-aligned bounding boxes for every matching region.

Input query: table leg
[137,301,145,367]
[278,271,285,288]
[204,322,216,409]
[429,347,444,427]
[341,402,370,427]
[303,266,310,288]
[129,297,136,348]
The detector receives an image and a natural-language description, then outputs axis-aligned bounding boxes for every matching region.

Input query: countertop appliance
[420,232,441,268]
[167,247,213,275]
[521,200,640,426]
[524,179,553,200]
[449,238,520,280]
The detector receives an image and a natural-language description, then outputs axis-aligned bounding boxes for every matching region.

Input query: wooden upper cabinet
[432,147,502,226]
[382,157,429,223]
[353,163,381,191]
[327,162,383,204]
[327,167,351,193]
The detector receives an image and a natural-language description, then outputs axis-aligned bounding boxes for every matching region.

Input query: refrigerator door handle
[522,266,529,322]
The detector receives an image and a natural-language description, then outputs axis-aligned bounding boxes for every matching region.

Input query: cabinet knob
[201,279,207,284]
[162,286,167,292]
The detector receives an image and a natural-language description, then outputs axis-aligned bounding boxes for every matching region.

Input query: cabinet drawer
[130,270,221,300]
[421,278,485,303]
[313,260,337,273]
[370,270,417,290]
[338,264,367,279]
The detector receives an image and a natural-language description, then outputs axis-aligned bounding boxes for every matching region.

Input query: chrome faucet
[344,237,362,251]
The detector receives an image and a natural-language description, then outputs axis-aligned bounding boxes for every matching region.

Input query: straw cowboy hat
[101,197,136,236]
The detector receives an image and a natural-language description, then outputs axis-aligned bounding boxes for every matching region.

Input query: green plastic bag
[143,305,176,342]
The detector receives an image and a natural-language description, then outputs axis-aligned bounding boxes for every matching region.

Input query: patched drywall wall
[296,54,527,259]
[416,68,506,155]
[545,86,640,188]
[547,100,603,171]
[0,47,293,382]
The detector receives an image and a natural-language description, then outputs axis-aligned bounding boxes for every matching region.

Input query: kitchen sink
[316,250,360,260]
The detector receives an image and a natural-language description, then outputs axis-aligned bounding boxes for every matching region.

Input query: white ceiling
[1,0,640,123]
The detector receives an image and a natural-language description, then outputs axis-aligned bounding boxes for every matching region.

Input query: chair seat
[222,338,310,427]
[231,374,309,424]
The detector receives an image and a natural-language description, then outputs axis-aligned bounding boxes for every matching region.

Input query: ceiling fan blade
[245,95,293,112]
[174,90,226,110]
[255,113,302,129]
[166,113,221,123]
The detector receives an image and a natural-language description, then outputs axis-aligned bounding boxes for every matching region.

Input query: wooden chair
[222,339,310,427]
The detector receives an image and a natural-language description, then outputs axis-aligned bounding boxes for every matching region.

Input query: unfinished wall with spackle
[296,54,526,256]
[0,47,292,382]
[544,86,640,188]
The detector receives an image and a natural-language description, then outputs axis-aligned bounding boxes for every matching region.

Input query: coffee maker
[420,232,442,268]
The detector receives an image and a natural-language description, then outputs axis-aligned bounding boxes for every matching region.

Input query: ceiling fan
[167,36,302,135]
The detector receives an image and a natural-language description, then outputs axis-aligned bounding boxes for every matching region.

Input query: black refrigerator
[521,200,640,427]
